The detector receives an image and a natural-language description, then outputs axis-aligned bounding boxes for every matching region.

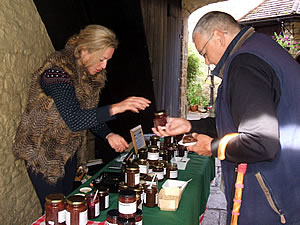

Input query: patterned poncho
[13,36,106,184]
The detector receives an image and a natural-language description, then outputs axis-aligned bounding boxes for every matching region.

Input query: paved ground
[187,112,227,225]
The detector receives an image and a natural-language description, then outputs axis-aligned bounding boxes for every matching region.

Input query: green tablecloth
[72,152,215,225]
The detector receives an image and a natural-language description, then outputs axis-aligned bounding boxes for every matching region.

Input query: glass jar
[117,217,135,225]
[45,193,66,225]
[163,136,172,147]
[159,150,168,161]
[150,135,160,147]
[178,144,186,157]
[147,145,159,162]
[144,174,158,187]
[159,160,168,176]
[153,110,168,130]
[129,184,144,210]
[137,158,149,175]
[166,163,178,179]
[152,164,164,181]
[105,209,119,225]
[135,209,143,225]
[137,148,148,160]
[65,195,87,225]
[118,189,137,219]
[144,185,158,208]
[86,192,100,219]
[125,163,140,188]
[97,186,110,211]
[166,146,176,162]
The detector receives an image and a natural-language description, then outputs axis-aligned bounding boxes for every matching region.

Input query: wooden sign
[130,125,146,154]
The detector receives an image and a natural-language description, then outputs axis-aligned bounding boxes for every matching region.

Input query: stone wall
[0,0,54,224]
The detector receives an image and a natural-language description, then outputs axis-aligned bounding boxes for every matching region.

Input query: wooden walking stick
[230,163,247,225]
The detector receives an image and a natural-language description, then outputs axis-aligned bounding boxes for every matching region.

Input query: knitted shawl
[13,36,107,184]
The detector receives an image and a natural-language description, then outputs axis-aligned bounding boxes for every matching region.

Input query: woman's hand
[187,133,213,156]
[152,117,192,137]
[110,96,151,115]
[106,133,129,152]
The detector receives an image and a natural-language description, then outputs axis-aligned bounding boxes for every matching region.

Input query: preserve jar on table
[65,195,88,225]
[45,193,66,225]
[105,209,119,225]
[144,185,158,208]
[97,186,110,211]
[125,163,140,188]
[118,189,137,219]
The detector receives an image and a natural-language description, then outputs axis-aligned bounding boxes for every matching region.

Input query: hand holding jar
[152,117,192,137]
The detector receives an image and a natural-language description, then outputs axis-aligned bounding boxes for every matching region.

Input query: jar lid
[150,135,160,140]
[153,164,163,169]
[119,189,136,198]
[154,110,167,116]
[126,164,139,171]
[45,193,65,203]
[138,158,148,163]
[168,163,178,168]
[106,209,119,220]
[117,216,135,225]
[97,185,109,194]
[148,145,159,151]
[67,195,86,205]
[138,147,147,152]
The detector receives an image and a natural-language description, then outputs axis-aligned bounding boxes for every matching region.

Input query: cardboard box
[158,179,188,211]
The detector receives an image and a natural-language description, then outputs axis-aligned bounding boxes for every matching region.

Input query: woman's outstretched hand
[110,96,151,115]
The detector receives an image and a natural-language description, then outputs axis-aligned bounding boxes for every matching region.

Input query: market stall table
[32,152,215,225]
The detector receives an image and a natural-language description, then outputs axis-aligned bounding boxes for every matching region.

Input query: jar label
[136,220,143,225]
[65,211,70,225]
[48,221,54,225]
[138,164,148,174]
[58,209,66,223]
[119,201,137,214]
[158,156,163,160]
[155,171,164,180]
[135,173,140,185]
[79,210,88,225]
[148,152,159,160]
[163,167,166,175]
[125,172,127,184]
[105,221,118,225]
[155,193,158,205]
[170,170,178,179]
[95,202,100,217]
[105,195,110,208]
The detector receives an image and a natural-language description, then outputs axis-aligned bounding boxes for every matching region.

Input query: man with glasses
[153,11,300,225]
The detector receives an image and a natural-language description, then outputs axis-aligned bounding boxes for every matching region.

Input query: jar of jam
[117,217,135,225]
[105,209,119,225]
[118,189,137,219]
[144,174,158,187]
[163,136,172,147]
[45,193,66,225]
[144,185,158,208]
[178,144,186,157]
[152,164,164,181]
[147,145,159,162]
[159,160,167,176]
[119,181,128,192]
[137,148,148,160]
[65,195,87,225]
[125,163,140,187]
[135,209,143,225]
[86,192,100,219]
[153,110,168,130]
[137,158,149,175]
[150,135,160,147]
[166,163,178,179]
[166,146,176,162]
[97,186,110,211]
[129,184,144,210]
[159,150,168,161]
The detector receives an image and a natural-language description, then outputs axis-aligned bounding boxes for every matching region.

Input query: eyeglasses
[199,33,214,58]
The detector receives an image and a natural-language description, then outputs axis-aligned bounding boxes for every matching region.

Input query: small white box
[162,179,188,192]
[170,157,190,170]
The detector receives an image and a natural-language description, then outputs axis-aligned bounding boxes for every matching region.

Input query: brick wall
[0,0,54,224]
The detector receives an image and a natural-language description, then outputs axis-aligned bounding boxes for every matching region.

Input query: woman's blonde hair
[74,24,118,68]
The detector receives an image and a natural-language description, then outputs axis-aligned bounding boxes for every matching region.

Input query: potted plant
[187,83,201,112]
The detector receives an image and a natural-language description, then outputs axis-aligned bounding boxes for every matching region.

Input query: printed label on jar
[135,173,140,185]
[119,201,137,214]
[138,164,148,174]
[65,211,70,225]
[125,172,127,184]
[155,171,164,180]
[105,221,118,225]
[169,170,178,179]
[148,152,159,161]
[155,193,158,205]
[105,195,110,209]
[136,220,143,225]
[95,202,100,217]
[48,221,54,225]
[79,210,88,225]
[58,209,66,223]
[163,167,166,175]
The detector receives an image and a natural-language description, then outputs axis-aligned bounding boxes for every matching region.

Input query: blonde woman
[13,25,151,212]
